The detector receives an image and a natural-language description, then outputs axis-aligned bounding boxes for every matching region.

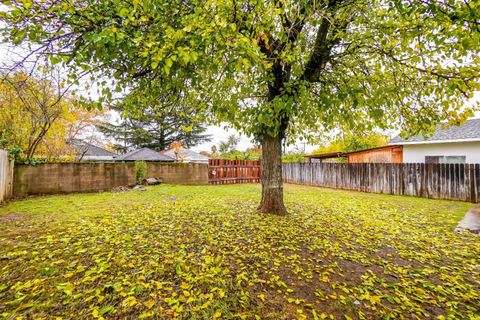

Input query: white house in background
[389,118,480,164]
[160,147,210,164]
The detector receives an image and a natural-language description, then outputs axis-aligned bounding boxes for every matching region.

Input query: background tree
[97,104,211,153]
[314,131,389,155]
[281,152,306,163]
[2,0,479,214]
[214,135,262,160]
[210,145,218,158]
[218,135,241,154]
[219,147,263,161]
[170,140,187,162]
[0,70,105,162]
[282,145,307,163]
[1,70,65,160]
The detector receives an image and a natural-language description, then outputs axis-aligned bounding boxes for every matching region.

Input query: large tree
[2,0,479,214]
[97,105,212,153]
[0,70,105,161]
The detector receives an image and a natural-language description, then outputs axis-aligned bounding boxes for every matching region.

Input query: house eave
[388,138,480,146]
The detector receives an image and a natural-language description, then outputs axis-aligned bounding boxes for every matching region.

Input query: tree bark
[258,133,287,215]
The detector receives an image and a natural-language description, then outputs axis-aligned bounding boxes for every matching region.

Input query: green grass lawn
[0,184,479,319]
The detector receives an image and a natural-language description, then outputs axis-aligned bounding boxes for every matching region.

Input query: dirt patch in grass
[0,212,26,222]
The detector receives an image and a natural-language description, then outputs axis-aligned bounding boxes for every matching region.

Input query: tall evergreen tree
[98,105,211,153]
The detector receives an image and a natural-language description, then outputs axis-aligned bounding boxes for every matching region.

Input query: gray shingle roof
[161,147,210,162]
[118,148,175,161]
[71,139,117,157]
[390,118,480,144]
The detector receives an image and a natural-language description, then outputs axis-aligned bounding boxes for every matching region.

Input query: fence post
[470,164,477,203]
[476,164,480,203]
[0,150,14,204]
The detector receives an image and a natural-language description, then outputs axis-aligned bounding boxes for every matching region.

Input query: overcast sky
[191,125,318,153]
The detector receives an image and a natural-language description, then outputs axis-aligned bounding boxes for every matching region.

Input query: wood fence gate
[208,159,262,184]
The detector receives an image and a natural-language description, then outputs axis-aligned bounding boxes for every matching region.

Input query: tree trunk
[258,133,287,215]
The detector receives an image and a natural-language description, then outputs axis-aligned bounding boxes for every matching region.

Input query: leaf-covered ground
[0,184,479,319]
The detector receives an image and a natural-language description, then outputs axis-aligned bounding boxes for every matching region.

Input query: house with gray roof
[389,118,480,164]
[70,139,117,161]
[160,147,210,164]
[116,148,175,162]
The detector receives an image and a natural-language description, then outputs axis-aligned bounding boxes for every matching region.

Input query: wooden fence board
[0,150,13,204]
[283,162,480,203]
[208,159,261,184]
[476,164,480,202]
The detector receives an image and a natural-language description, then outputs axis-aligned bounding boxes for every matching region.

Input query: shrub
[6,145,43,165]
[282,152,306,163]
[134,160,147,183]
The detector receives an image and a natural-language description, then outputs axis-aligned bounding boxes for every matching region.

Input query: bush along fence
[0,150,14,204]
[208,159,262,184]
[283,162,480,203]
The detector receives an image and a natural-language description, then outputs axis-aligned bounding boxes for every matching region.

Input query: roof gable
[389,118,480,145]
[71,140,117,157]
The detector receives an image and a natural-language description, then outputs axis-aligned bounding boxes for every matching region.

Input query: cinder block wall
[146,163,208,185]
[13,162,208,196]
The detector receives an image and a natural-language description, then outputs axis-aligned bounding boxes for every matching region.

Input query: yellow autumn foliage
[0,71,105,161]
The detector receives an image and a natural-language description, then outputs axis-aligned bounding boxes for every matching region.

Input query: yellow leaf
[145,299,155,309]
[213,310,222,319]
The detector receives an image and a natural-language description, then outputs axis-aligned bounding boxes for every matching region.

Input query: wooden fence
[208,159,262,184]
[283,162,480,203]
[0,150,14,204]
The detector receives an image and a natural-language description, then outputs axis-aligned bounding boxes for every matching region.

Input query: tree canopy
[2,0,479,213]
[2,0,478,138]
